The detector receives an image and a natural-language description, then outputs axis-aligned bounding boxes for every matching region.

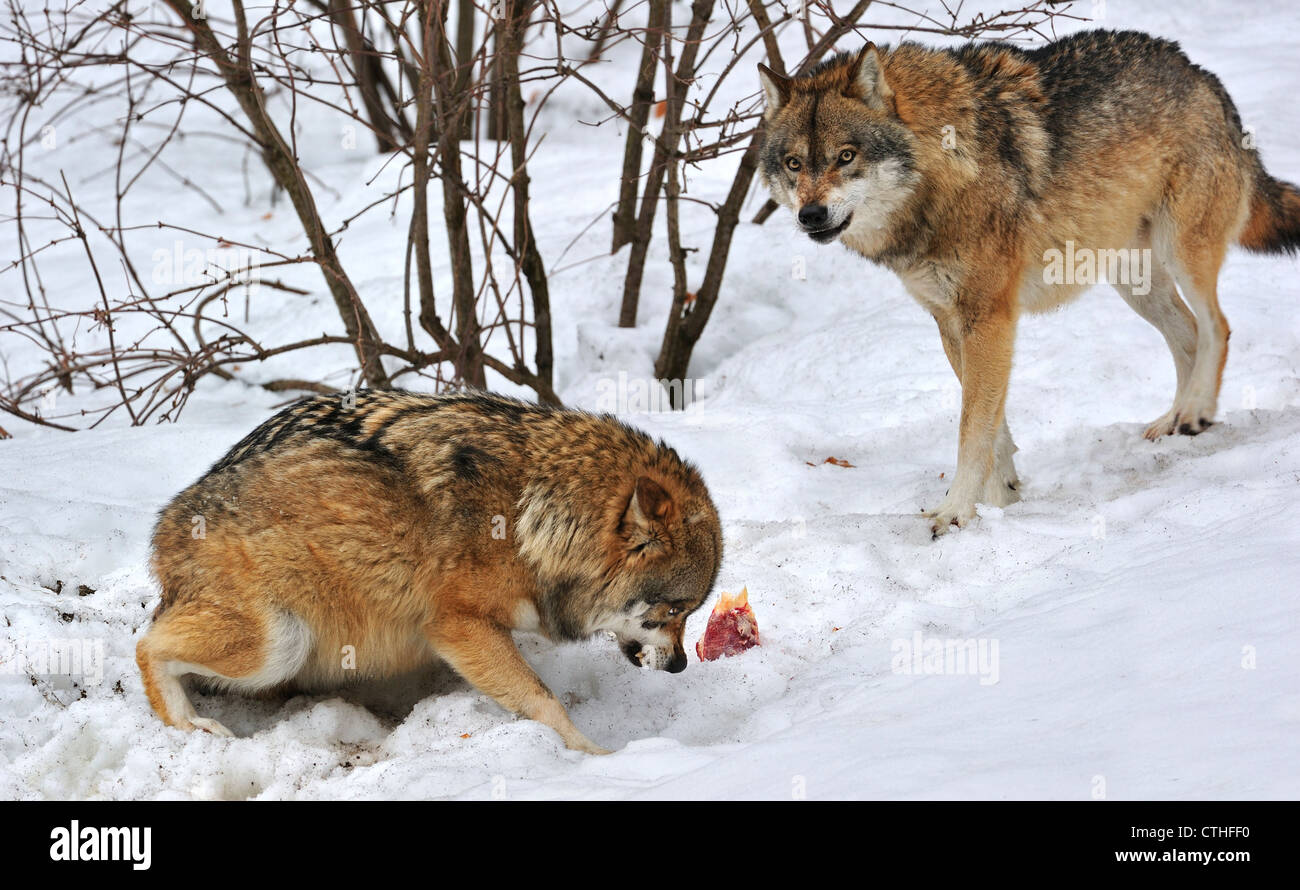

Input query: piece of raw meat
[695,587,760,661]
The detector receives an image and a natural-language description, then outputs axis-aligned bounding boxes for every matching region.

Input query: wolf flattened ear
[757,63,791,117]
[622,476,674,549]
[851,43,894,112]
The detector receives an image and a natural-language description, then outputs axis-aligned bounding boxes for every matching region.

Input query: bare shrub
[0,0,565,429]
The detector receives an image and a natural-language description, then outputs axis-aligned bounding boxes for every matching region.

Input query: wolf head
[758,46,919,246]
[521,457,723,674]
[601,476,721,674]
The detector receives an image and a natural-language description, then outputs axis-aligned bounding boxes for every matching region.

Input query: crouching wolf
[758,30,1300,536]
[137,390,722,754]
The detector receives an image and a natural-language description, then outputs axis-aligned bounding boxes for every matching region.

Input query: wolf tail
[1239,171,1300,256]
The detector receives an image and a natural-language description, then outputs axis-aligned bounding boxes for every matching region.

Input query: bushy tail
[1239,172,1300,255]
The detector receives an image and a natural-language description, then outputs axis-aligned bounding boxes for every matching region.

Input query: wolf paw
[569,737,612,756]
[186,717,235,738]
[1145,402,1216,439]
[982,474,1020,508]
[1173,413,1214,436]
[1166,395,1216,437]
[1143,410,1179,440]
[924,500,977,539]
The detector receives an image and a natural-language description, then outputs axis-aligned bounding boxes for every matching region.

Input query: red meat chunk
[695,588,760,661]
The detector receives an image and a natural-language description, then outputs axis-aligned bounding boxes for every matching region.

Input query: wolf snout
[799,205,852,243]
[621,638,688,673]
[798,203,830,229]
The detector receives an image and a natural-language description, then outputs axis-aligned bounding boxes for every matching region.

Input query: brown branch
[610,0,666,255]
[501,0,556,402]
[161,0,391,388]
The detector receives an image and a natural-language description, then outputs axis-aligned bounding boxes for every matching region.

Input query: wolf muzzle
[621,638,687,673]
[798,203,853,243]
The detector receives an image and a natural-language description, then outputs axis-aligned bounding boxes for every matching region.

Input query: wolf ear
[622,476,673,547]
[757,63,791,116]
[851,44,893,112]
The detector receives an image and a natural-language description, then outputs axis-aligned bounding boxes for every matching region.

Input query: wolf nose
[798,204,829,228]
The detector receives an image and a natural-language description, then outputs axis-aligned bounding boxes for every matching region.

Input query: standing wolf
[758,30,1300,536]
[137,390,722,754]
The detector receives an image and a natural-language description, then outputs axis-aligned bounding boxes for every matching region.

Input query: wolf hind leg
[137,601,311,737]
[1166,250,1230,436]
[1153,173,1242,435]
[1111,234,1198,439]
[137,634,210,733]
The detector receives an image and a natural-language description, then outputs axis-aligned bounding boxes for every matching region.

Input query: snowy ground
[2,1,1299,799]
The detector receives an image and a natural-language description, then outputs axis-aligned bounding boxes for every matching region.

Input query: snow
[1,0,1298,799]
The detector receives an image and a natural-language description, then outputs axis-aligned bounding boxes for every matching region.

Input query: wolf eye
[667,607,681,617]
[838,148,856,165]
[785,156,801,172]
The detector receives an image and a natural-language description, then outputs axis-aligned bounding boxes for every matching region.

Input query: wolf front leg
[935,314,1021,506]
[927,295,1018,538]
[426,615,612,755]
